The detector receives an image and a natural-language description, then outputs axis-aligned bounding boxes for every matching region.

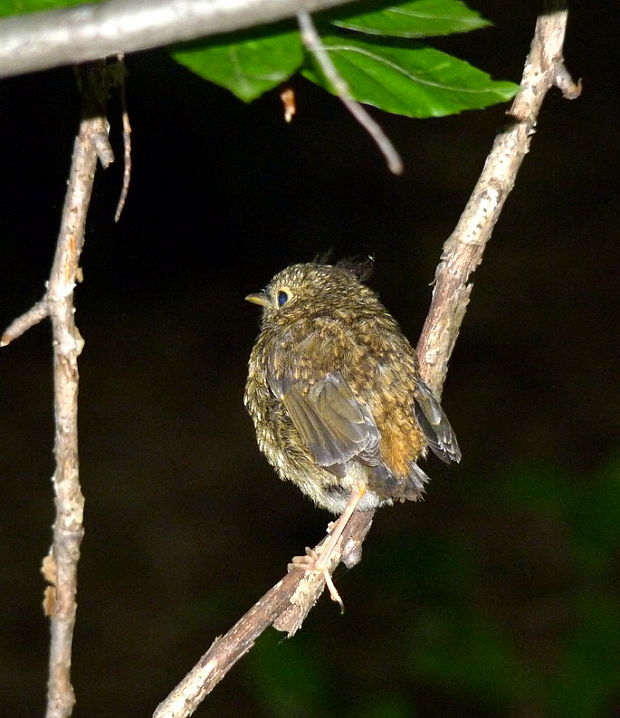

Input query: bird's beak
[245,291,271,308]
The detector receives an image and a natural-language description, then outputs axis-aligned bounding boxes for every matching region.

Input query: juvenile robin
[244,260,460,599]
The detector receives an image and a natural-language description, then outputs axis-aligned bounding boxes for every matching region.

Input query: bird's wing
[268,370,380,469]
[413,379,461,463]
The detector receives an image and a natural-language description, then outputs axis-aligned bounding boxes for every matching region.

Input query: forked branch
[2,62,118,718]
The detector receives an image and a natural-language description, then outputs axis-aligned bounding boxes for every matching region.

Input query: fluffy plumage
[244,262,460,514]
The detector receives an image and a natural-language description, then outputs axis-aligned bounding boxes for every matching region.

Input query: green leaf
[0,0,99,17]
[172,27,303,103]
[302,35,519,117]
[332,0,491,38]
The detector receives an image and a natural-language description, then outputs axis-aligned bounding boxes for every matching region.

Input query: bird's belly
[282,457,388,514]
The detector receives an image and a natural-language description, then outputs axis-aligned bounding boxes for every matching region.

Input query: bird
[244,260,460,601]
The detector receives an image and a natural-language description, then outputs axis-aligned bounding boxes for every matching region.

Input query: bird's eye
[277,290,289,307]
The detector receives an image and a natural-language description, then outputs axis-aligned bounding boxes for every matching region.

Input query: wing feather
[268,370,380,468]
[413,379,461,463]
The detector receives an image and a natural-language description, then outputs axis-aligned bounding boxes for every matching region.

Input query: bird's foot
[289,546,321,571]
[289,547,344,612]
[288,488,367,612]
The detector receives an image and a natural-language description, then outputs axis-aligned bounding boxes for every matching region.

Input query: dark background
[1,2,618,717]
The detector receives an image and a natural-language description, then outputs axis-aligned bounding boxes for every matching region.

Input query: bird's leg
[315,487,367,571]
[291,487,367,609]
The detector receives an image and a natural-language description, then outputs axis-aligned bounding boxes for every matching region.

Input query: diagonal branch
[153,511,373,718]
[0,0,356,79]
[417,0,580,399]
[153,4,579,718]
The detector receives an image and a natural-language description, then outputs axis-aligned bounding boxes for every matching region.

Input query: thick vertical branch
[42,65,114,718]
[1,63,117,713]
[43,121,95,718]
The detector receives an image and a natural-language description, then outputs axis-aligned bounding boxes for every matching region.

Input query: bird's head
[245,261,378,328]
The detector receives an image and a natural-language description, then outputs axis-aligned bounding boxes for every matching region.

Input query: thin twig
[553,61,581,100]
[297,9,403,175]
[153,4,578,717]
[114,54,132,223]
[1,299,49,347]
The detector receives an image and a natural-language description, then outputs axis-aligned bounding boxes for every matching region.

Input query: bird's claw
[288,547,320,572]
[288,547,344,612]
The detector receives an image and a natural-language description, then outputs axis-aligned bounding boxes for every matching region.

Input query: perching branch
[153,4,579,718]
[0,0,356,79]
[153,510,373,718]
[2,62,118,718]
